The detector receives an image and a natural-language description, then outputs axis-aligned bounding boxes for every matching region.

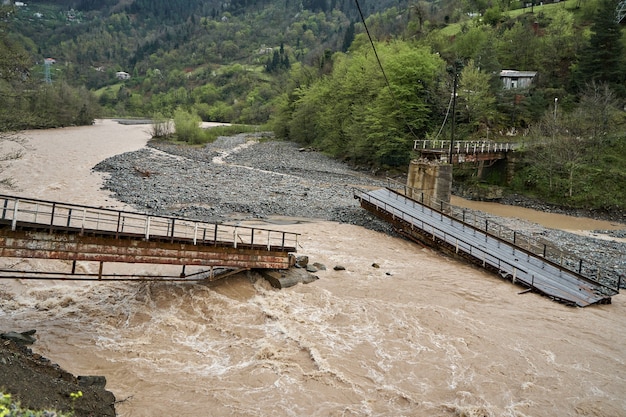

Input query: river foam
[1,121,625,416]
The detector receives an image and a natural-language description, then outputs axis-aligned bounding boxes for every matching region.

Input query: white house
[115,71,131,80]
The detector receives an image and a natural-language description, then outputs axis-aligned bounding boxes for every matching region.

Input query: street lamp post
[554,97,558,121]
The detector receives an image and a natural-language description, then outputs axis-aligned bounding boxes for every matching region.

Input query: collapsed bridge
[0,195,299,281]
[355,185,620,307]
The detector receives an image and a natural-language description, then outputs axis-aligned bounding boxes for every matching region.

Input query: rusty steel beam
[419,150,507,164]
[451,152,506,163]
[0,229,294,270]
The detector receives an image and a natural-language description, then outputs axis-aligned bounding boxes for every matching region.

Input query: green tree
[191,84,221,104]
[26,82,98,128]
[274,40,445,168]
[287,83,327,146]
[0,5,32,130]
[572,0,625,95]
[341,21,355,52]
[524,111,586,198]
[359,42,444,166]
[482,6,503,26]
[457,59,497,132]
[470,32,502,92]
[173,107,204,144]
[496,21,540,70]
[569,82,622,159]
[538,8,577,87]
[0,5,28,187]
[451,25,491,61]
[150,112,174,139]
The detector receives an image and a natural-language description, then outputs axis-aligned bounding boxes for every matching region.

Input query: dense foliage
[572,0,625,95]
[511,82,626,210]
[272,41,445,168]
[0,5,99,130]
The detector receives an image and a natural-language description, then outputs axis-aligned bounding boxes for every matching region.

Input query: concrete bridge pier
[406,160,452,207]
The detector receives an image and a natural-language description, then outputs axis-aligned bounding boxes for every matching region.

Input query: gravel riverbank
[94,134,393,231]
[93,133,626,286]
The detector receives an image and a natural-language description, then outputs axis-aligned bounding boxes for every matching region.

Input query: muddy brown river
[1,120,625,416]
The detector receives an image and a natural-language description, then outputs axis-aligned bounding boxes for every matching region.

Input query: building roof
[500,70,537,78]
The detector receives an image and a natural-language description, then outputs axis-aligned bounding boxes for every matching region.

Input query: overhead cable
[352,0,419,139]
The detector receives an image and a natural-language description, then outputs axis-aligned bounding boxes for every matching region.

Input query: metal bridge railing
[379,179,622,293]
[414,140,520,154]
[0,195,299,252]
[359,190,527,279]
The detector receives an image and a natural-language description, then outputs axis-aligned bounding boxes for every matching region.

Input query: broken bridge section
[355,187,620,307]
[0,195,298,280]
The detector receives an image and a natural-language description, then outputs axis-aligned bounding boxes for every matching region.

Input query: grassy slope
[439,0,579,36]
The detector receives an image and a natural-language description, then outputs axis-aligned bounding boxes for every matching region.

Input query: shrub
[202,124,259,142]
[173,108,204,144]
[149,112,174,139]
[0,391,70,417]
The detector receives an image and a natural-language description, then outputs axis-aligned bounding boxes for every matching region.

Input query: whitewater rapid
[1,120,625,416]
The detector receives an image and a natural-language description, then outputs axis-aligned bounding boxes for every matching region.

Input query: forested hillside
[5,0,419,120]
[1,0,626,211]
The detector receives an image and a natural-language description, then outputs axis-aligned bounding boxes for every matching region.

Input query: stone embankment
[93,133,625,286]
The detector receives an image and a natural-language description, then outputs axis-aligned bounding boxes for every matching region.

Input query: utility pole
[448,60,462,165]
[449,72,458,164]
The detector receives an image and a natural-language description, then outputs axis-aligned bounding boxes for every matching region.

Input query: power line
[352,0,419,139]
[434,89,454,141]
[352,0,393,98]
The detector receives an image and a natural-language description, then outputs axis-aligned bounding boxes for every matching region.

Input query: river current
[1,120,625,416]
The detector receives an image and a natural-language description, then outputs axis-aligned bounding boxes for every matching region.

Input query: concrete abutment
[406,160,452,206]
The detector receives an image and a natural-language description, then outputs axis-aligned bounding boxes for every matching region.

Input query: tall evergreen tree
[573,0,625,95]
[341,22,355,52]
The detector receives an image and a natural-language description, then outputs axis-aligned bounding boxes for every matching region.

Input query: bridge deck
[356,188,618,307]
[414,140,519,163]
[0,195,299,278]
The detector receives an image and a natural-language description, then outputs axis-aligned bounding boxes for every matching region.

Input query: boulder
[312,262,327,271]
[294,255,309,268]
[78,375,108,389]
[258,268,318,289]
[1,330,37,345]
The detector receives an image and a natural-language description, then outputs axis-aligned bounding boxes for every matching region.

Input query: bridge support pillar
[406,161,452,208]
